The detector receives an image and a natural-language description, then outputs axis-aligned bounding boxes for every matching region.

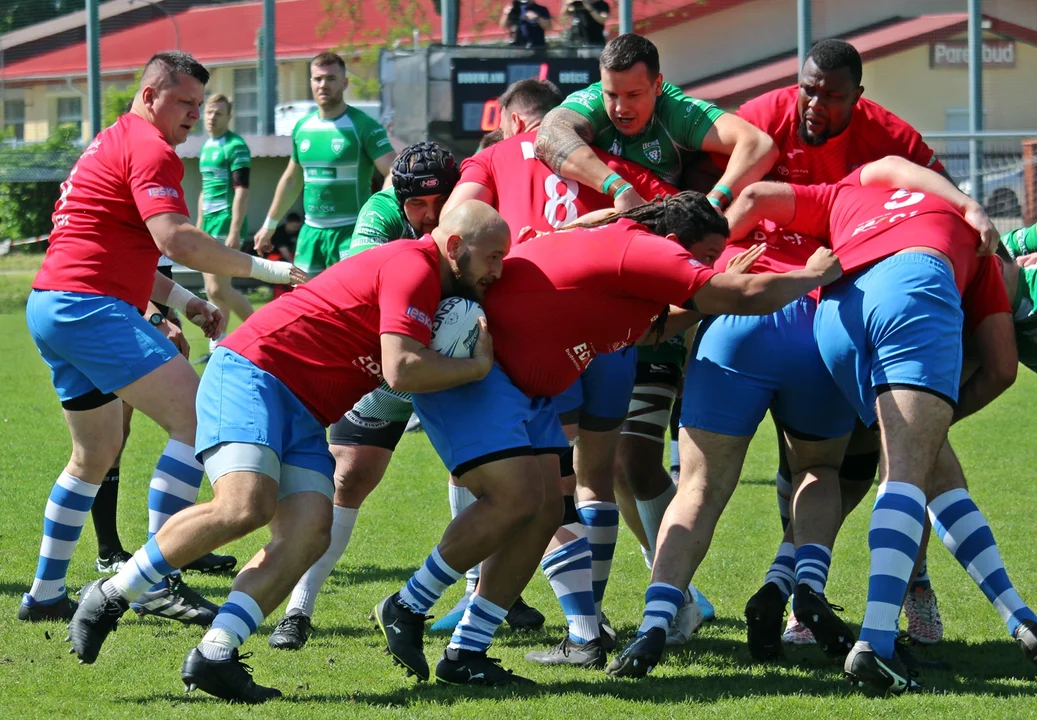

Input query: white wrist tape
[250,256,293,284]
[165,283,197,314]
[262,216,279,231]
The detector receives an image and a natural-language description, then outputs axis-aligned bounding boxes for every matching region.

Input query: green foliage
[102,74,141,129]
[0,0,86,34]
[0,125,80,243]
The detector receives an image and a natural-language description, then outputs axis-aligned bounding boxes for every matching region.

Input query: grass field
[1,260,1036,718]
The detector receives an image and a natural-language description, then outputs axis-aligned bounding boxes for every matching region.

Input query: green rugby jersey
[346,188,417,258]
[291,106,393,229]
[557,81,725,185]
[1002,222,1037,259]
[199,130,251,215]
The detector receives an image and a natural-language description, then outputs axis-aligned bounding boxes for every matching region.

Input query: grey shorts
[202,442,334,502]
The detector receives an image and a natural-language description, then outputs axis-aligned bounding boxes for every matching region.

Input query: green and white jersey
[1011,265,1037,373]
[346,188,417,258]
[558,81,725,185]
[1002,223,1037,259]
[291,106,393,230]
[199,130,251,215]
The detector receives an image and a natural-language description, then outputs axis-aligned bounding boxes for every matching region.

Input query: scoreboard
[451,57,601,138]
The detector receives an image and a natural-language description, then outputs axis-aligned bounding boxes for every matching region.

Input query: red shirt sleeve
[458,152,498,205]
[787,183,838,241]
[596,149,679,199]
[376,251,441,345]
[618,230,718,306]
[127,137,190,221]
[962,256,1012,333]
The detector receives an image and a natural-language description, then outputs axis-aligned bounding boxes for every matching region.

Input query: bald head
[434,200,510,301]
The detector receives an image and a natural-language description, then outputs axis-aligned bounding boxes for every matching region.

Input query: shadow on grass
[331,564,416,585]
[0,582,29,598]
[738,476,779,487]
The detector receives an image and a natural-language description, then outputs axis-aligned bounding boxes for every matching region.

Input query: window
[57,96,83,136]
[4,99,25,142]
[233,67,259,134]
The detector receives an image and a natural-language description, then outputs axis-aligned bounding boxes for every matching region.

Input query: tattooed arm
[534,107,646,211]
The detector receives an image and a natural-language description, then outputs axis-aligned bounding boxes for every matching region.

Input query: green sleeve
[347,190,406,257]
[658,82,726,150]
[557,82,611,134]
[356,111,393,162]
[227,135,251,172]
[1022,266,1037,314]
[1002,223,1037,258]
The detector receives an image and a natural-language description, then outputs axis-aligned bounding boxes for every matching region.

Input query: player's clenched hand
[724,244,765,274]
[253,226,275,254]
[160,317,191,359]
[471,317,494,378]
[963,202,1000,256]
[614,187,646,213]
[186,297,225,339]
[225,230,241,250]
[1017,254,1037,268]
[806,247,842,285]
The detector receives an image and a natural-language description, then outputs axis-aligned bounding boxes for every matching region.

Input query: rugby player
[21,52,300,625]
[374,192,842,687]
[66,200,509,704]
[197,93,254,355]
[712,157,1034,693]
[443,77,684,662]
[266,141,475,650]
[254,52,397,276]
[535,34,778,623]
[728,38,953,646]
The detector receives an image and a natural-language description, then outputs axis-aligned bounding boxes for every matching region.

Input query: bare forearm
[954,369,1014,423]
[713,135,778,201]
[637,306,704,344]
[151,270,177,304]
[196,193,204,226]
[725,182,795,240]
[535,109,613,189]
[230,187,248,236]
[165,225,255,277]
[387,349,487,394]
[265,169,302,222]
[738,271,823,315]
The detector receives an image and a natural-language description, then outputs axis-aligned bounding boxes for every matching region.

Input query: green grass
[2,269,1037,718]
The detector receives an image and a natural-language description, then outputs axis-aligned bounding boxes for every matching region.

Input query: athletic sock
[107,538,177,602]
[577,500,619,619]
[398,545,462,615]
[91,467,123,559]
[764,541,796,602]
[448,594,508,653]
[859,481,926,659]
[928,488,1037,637]
[794,543,832,595]
[448,483,480,592]
[27,472,101,604]
[636,482,677,557]
[147,439,204,539]
[541,536,598,643]
[198,591,264,661]
[636,582,684,636]
[285,505,358,617]
[909,562,932,592]
[775,470,793,532]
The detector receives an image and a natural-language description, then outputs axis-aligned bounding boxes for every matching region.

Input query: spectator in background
[565,0,609,46]
[500,0,552,48]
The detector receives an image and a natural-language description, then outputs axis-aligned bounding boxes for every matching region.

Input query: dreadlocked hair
[571,191,730,346]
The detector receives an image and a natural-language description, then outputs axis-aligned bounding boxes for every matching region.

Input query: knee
[302,515,332,565]
[216,493,276,536]
[333,465,381,507]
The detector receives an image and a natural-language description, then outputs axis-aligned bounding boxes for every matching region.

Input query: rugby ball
[430,297,485,358]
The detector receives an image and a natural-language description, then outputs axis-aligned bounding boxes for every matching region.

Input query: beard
[450,250,484,301]
[798,121,829,147]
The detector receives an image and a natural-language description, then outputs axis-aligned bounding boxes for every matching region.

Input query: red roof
[685,13,1037,107]
[0,0,750,82]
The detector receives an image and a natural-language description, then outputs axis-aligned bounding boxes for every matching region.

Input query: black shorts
[328,411,407,451]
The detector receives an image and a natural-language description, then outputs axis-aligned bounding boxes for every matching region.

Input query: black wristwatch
[148,312,164,326]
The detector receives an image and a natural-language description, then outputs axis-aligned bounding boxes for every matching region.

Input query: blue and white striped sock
[542,536,599,643]
[448,594,508,653]
[26,472,100,605]
[929,488,1037,637]
[794,543,832,595]
[108,538,177,602]
[764,541,796,602]
[636,582,685,636]
[198,591,265,661]
[398,545,462,615]
[859,481,926,659]
[147,439,204,539]
[577,500,619,619]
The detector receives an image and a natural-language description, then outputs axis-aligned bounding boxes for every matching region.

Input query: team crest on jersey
[299,139,311,153]
[331,138,345,155]
[642,139,662,164]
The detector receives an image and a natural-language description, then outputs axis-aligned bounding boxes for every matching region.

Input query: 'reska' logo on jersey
[406,306,434,330]
[147,186,180,199]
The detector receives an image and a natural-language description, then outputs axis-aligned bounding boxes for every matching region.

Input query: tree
[0,1,86,34]
[102,74,141,129]
[0,125,80,243]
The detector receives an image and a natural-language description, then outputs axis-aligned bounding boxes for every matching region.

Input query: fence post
[86,0,102,138]
[968,0,984,206]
